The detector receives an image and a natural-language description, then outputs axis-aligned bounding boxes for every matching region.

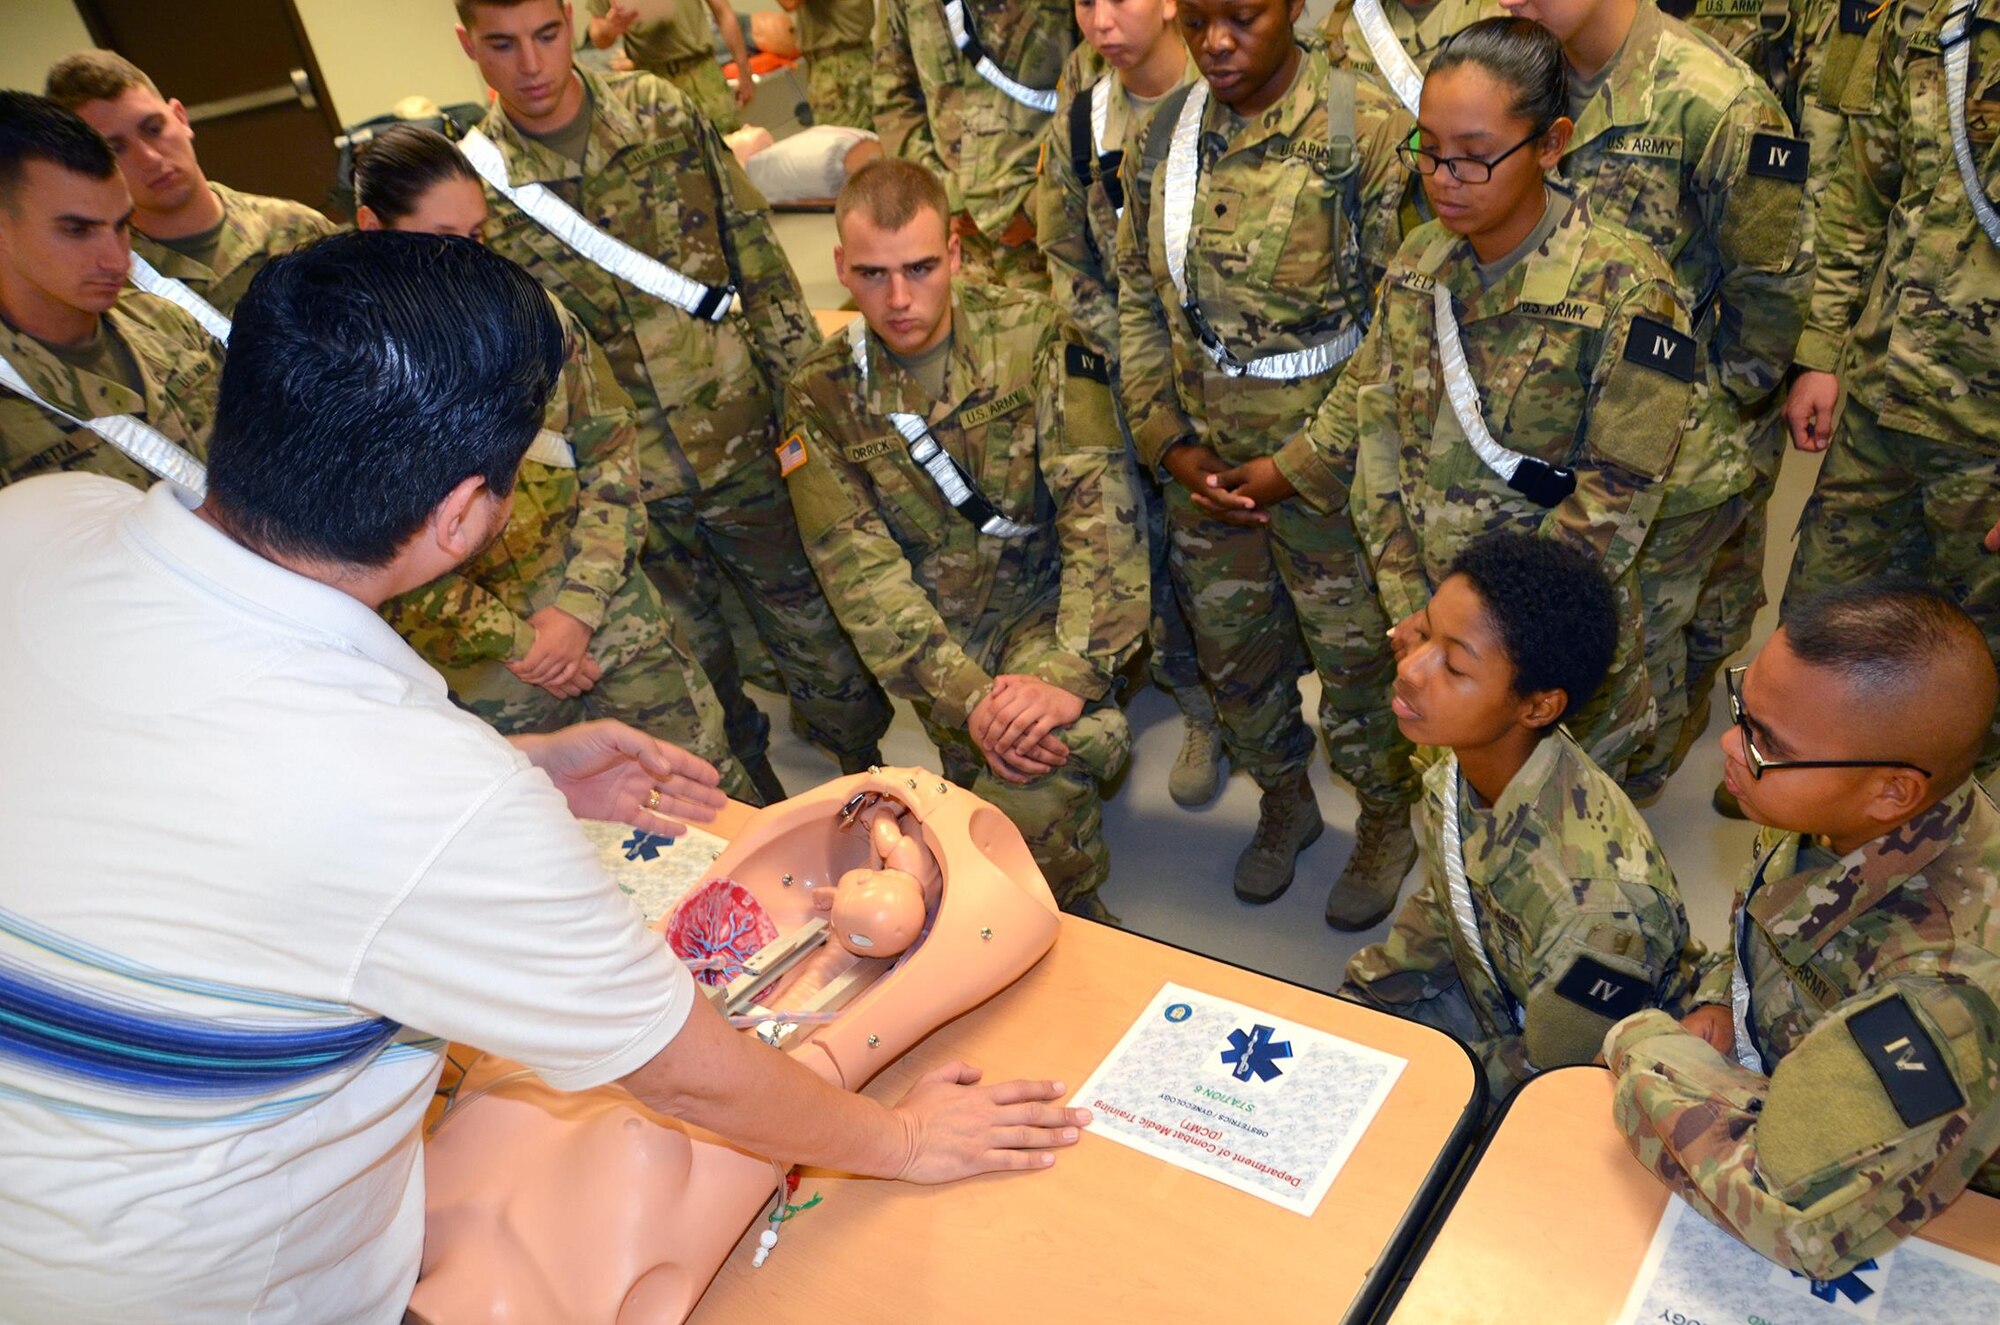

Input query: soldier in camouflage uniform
[46,51,337,320]
[348,122,748,799]
[1608,584,2000,1280]
[1504,0,1814,801]
[1318,21,1699,781]
[874,0,1077,289]
[1039,12,1222,806]
[1318,0,1507,111]
[0,94,218,491]
[457,0,893,803]
[1117,0,1421,921]
[784,159,1148,919]
[583,0,752,132]
[1781,0,2000,773]
[1664,0,1797,104]
[1345,534,1703,1102]
[777,0,877,131]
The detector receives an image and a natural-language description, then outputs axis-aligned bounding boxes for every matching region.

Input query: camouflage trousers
[441,580,756,804]
[661,57,742,133]
[917,599,1131,908]
[1625,497,1751,798]
[803,45,873,131]
[1676,407,1786,776]
[644,453,893,773]
[1787,398,2000,770]
[1164,486,1417,804]
[1342,867,1531,1104]
[1136,447,1203,697]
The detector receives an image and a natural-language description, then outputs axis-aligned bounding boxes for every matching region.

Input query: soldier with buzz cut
[0,92,217,494]
[46,49,337,328]
[1781,0,2000,776]
[350,123,748,802]
[874,0,1077,289]
[1345,533,1704,1102]
[783,158,1148,923]
[1117,0,1421,926]
[1609,583,2000,1281]
[1501,0,1814,807]
[454,0,893,805]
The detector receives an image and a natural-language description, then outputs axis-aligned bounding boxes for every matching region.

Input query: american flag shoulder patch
[776,431,809,476]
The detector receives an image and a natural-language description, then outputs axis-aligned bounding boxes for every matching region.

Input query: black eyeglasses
[1724,665,1934,780]
[1396,131,1539,184]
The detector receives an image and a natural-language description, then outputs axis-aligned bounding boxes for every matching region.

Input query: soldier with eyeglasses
[1607,581,2000,1281]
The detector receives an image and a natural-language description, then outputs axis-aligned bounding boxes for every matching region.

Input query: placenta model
[408,767,1061,1325]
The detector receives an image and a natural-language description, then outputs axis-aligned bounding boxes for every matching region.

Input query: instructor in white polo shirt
[0,230,1087,1324]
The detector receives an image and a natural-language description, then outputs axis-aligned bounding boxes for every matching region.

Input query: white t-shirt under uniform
[0,476,696,1323]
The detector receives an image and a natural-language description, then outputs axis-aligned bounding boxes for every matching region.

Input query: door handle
[182,68,319,125]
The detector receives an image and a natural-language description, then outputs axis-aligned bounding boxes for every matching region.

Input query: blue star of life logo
[621,830,676,861]
[1220,1023,1292,1083]
[1793,1258,1881,1305]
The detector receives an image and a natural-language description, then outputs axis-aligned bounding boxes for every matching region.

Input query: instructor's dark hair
[352,123,481,226]
[206,230,566,568]
[1428,17,1569,136]
[0,91,117,209]
[1445,532,1618,725]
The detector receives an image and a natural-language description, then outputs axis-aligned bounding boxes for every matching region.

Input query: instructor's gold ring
[645,787,663,812]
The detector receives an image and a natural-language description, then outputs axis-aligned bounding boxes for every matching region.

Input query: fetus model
[409,767,1060,1325]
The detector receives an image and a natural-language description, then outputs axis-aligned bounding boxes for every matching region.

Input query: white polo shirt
[0,476,695,1323]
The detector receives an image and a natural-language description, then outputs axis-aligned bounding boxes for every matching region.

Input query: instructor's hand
[511,719,725,834]
[890,1061,1091,1183]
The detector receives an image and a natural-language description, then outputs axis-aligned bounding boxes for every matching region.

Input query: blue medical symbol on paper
[622,830,676,862]
[1164,1003,1193,1023]
[1220,1023,1292,1083]
[1793,1259,1881,1305]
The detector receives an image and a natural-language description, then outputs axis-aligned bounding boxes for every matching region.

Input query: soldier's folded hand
[1161,442,1268,527]
[1209,456,1296,512]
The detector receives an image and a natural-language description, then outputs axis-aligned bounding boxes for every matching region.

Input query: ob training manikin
[408,766,1062,1324]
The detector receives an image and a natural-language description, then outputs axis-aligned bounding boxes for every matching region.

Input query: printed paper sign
[1068,982,1405,1216]
[1616,1194,2000,1325]
[581,820,730,926]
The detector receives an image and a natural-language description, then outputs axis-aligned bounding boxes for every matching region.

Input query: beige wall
[0,0,94,95]
[292,0,491,127]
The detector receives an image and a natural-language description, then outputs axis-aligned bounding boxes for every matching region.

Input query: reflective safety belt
[942,0,1058,112]
[1090,76,1125,216]
[846,319,1037,539]
[1439,757,1524,1033]
[456,129,740,322]
[0,352,207,496]
[1162,80,1364,380]
[1729,848,1779,1074]
[1350,0,1426,116]
[128,253,232,345]
[1943,5,2000,249]
[1431,279,1577,508]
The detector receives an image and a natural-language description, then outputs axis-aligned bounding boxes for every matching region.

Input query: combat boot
[1168,687,1225,807]
[838,745,884,777]
[1324,795,1417,930]
[1233,774,1324,903]
[744,754,788,807]
[1062,891,1123,927]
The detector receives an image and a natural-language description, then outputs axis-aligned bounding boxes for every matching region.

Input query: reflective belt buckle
[1506,455,1578,509]
[695,282,740,322]
[1181,302,1245,376]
